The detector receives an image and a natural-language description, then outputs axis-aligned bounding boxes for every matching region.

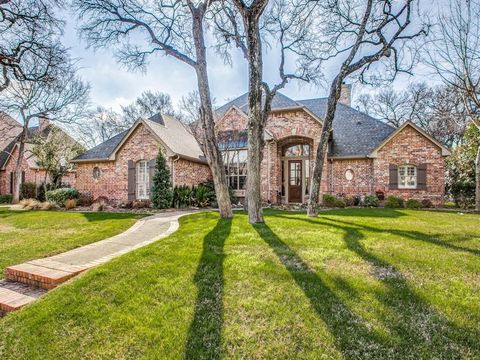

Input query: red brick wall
[0,145,76,195]
[173,158,212,187]
[329,158,374,196]
[75,124,210,203]
[373,125,445,205]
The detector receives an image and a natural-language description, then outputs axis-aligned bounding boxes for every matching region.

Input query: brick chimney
[38,114,50,132]
[339,83,352,107]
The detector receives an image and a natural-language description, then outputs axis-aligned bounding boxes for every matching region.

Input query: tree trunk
[13,127,28,203]
[245,13,265,224]
[307,76,344,217]
[192,6,232,219]
[476,143,480,212]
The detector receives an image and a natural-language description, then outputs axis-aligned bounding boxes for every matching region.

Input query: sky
[61,4,439,114]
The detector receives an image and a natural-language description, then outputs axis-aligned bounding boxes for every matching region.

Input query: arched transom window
[398,165,416,189]
[283,144,310,157]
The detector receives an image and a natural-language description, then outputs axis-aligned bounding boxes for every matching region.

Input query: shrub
[132,200,150,209]
[345,196,355,207]
[443,201,457,208]
[151,149,173,209]
[406,199,423,209]
[421,199,433,208]
[20,182,37,200]
[193,185,213,208]
[363,194,379,207]
[385,196,404,208]
[92,201,106,212]
[78,192,94,207]
[19,198,41,210]
[322,194,338,208]
[64,199,77,210]
[0,195,12,204]
[40,201,55,210]
[46,188,79,206]
[173,185,193,208]
[334,198,346,208]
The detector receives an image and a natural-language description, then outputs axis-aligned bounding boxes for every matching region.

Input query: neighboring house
[0,113,77,196]
[72,85,451,206]
[71,113,212,203]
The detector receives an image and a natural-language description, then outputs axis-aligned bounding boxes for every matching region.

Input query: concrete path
[0,210,197,314]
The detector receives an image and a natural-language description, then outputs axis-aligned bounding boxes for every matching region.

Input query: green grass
[0,208,143,278]
[0,208,479,359]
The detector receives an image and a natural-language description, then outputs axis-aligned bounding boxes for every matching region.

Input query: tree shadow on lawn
[318,208,407,218]
[322,216,480,257]
[255,218,479,358]
[184,218,232,360]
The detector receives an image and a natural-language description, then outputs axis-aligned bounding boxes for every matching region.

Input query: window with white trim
[398,165,416,189]
[222,149,247,190]
[136,160,150,199]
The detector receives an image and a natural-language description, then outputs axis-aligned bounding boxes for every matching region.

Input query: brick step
[0,280,47,314]
[5,262,85,290]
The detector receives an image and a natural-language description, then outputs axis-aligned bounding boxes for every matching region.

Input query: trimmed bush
[334,198,346,208]
[173,185,193,208]
[46,188,79,206]
[363,194,379,207]
[151,149,173,209]
[78,192,94,207]
[421,199,433,208]
[20,182,37,200]
[385,196,404,208]
[322,194,337,208]
[406,199,423,209]
[0,195,12,204]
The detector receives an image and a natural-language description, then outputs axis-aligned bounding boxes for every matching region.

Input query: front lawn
[0,209,479,359]
[0,208,143,278]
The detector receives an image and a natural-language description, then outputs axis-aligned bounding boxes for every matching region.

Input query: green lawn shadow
[184,218,232,359]
[266,213,479,356]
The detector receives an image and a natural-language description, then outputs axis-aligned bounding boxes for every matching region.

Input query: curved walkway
[0,210,197,314]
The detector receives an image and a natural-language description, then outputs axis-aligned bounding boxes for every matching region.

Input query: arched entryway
[279,137,313,204]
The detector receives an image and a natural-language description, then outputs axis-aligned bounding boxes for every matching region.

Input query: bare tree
[0,63,90,203]
[31,125,84,188]
[73,106,125,148]
[307,0,426,216]
[122,90,175,124]
[357,83,468,146]
[215,0,322,223]
[74,0,233,218]
[424,0,480,211]
[0,0,65,92]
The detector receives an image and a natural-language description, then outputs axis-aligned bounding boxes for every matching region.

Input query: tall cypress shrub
[151,149,173,209]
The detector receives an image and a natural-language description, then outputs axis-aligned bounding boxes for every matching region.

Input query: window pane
[238,150,248,175]
[302,144,310,156]
[239,176,247,190]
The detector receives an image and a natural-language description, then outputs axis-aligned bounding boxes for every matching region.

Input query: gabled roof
[0,112,22,168]
[217,92,396,158]
[72,113,206,163]
[370,121,451,157]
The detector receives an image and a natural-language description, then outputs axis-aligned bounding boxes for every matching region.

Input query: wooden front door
[288,160,302,203]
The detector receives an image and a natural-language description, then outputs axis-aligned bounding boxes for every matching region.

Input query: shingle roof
[73,114,206,163]
[298,98,395,157]
[73,130,129,161]
[217,92,396,157]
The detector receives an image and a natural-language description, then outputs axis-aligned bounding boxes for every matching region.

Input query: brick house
[72,88,450,206]
[71,114,212,203]
[0,113,77,196]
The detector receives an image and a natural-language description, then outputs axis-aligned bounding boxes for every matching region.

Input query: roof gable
[370,121,451,157]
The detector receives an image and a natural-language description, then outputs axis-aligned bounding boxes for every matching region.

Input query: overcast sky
[61,4,440,114]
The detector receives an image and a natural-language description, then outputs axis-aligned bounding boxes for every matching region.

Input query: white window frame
[136,160,150,200]
[398,165,417,189]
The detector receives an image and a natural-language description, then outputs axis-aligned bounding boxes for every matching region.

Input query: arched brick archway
[275,136,315,204]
